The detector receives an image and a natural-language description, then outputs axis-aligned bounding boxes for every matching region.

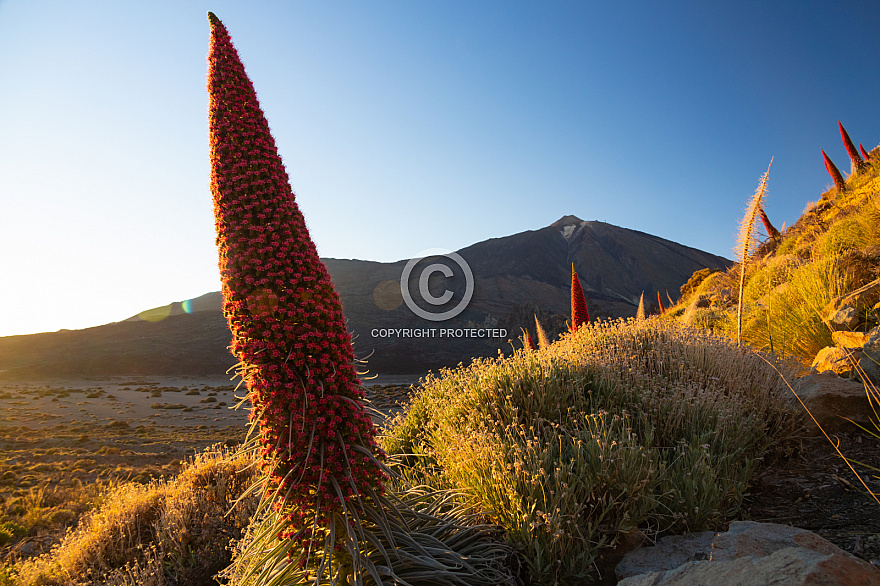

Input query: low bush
[382,318,802,585]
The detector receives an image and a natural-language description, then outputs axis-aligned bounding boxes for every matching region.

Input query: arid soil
[743,430,880,567]
[0,376,420,564]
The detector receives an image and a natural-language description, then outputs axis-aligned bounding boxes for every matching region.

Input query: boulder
[615,531,715,578]
[811,346,860,377]
[833,330,870,349]
[709,521,843,560]
[860,328,880,385]
[616,521,880,586]
[792,372,873,434]
[822,278,880,331]
[618,548,880,586]
[825,305,860,330]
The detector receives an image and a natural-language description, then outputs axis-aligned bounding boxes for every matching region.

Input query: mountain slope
[0,216,730,378]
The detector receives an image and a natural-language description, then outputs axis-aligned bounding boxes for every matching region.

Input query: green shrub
[0,522,25,546]
[382,318,801,585]
[740,254,858,363]
[680,268,718,301]
[814,215,874,257]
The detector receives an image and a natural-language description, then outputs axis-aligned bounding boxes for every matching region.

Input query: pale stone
[811,346,859,377]
[616,522,880,586]
[618,548,880,586]
[833,330,870,348]
[822,278,880,330]
[826,305,860,330]
[792,372,873,434]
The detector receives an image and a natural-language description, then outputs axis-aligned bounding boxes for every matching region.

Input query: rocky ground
[743,429,880,567]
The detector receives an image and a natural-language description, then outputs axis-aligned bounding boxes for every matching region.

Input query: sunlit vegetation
[676,141,880,365]
[6,446,256,586]
[381,318,802,585]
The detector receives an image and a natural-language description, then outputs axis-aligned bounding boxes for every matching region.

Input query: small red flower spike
[570,264,589,331]
[822,149,847,192]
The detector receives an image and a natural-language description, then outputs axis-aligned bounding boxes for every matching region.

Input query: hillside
[671,133,880,377]
[0,217,729,378]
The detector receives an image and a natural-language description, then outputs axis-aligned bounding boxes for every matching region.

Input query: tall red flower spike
[758,206,780,239]
[570,264,590,331]
[860,144,872,162]
[207,11,384,552]
[822,149,847,192]
[656,291,666,314]
[839,121,867,174]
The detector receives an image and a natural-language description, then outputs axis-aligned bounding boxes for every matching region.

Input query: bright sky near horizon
[1,1,879,337]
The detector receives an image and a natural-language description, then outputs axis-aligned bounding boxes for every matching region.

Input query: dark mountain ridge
[0,216,730,378]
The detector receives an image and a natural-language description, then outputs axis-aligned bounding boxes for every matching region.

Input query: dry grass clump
[0,481,100,552]
[382,318,801,585]
[739,253,861,362]
[7,446,257,586]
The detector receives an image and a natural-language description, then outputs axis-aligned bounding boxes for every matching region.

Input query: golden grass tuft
[8,446,257,586]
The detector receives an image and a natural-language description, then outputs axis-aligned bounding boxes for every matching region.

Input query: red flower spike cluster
[207,12,384,550]
[570,264,589,331]
[839,121,867,174]
[758,206,780,239]
[822,149,846,192]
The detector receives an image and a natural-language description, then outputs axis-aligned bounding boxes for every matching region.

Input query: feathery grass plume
[736,159,772,345]
[521,328,537,350]
[656,291,666,314]
[758,206,780,239]
[636,292,646,320]
[860,143,872,161]
[570,264,589,330]
[822,149,846,192]
[666,290,675,307]
[839,120,867,175]
[534,314,551,349]
[208,14,514,585]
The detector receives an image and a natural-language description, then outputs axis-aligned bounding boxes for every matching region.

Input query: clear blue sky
[1,1,878,337]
